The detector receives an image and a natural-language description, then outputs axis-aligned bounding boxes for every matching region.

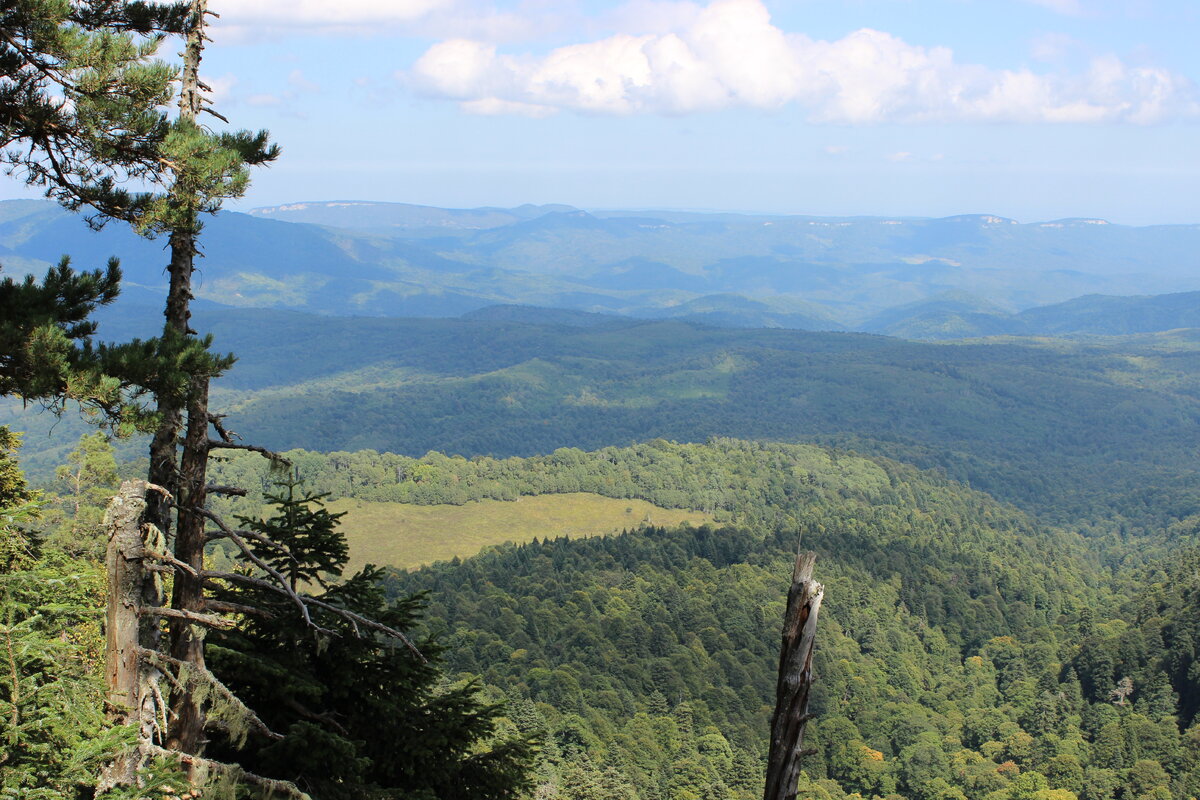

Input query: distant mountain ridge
[4,198,1200,339]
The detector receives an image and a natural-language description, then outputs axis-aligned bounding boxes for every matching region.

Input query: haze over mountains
[2,198,1198,340]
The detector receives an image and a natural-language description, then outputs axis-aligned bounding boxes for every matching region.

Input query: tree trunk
[166,375,211,752]
[100,481,164,790]
[763,550,824,800]
[153,0,213,755]
[145,0,205,536]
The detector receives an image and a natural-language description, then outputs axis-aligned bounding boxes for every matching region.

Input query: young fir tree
[204,476,535,800]
[47,431,120,559]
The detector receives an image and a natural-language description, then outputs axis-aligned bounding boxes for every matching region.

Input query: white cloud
[462,98,557,117]
[211,0,447,32]
[407,0,1198,123]
[887,152,914,162]
[605,1,703,35]
[824,145,849,155]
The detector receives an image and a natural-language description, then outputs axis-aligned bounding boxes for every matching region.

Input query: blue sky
[17,0,1200,224]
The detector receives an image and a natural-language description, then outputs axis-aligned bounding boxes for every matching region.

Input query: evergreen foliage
[205,476,536,799]
[0,428,132,797]
[0,0,185,219]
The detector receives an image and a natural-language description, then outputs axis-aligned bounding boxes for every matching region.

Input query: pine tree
[0,1,188,421]
[1,0,186,217]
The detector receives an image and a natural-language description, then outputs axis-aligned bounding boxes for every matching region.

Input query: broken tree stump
[99,480,165,790]
[763,549,824,800]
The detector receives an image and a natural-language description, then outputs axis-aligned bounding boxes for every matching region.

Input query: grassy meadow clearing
[327,492,713,570]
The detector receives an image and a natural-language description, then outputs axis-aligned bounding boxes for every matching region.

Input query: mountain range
[2,198,1198,339]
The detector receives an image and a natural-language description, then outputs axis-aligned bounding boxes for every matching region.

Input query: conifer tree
[204,475,535,799]
[0,0,185,420]
[49,430,120,558]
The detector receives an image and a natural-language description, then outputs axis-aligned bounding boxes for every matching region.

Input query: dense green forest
[10,319,1200,797]
[10,313,1200,534]
[12,427,1200,798]
[179,438,1200,799]
[367,438,1199,800]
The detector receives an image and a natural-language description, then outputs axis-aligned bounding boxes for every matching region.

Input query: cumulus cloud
[213,0,446,27]
[407,0,1197,123]
[210,0,548,42]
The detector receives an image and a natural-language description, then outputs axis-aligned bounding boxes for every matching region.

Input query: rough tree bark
[763,549,824,800]
[165,376,210,752]
[144,0,206,535]
[150,0,213,755]
[99,480,164,790]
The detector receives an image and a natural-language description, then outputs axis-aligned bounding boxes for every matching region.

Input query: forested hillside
[357,439,1196,800]
[141,313,1200,527]
[12,311,1200,532]
[182,436,1200,799]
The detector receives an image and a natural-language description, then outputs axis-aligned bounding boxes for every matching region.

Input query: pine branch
[199,570,425,661]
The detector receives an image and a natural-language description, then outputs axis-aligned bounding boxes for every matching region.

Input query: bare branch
[199,570,425,661]
[137,648,284,742]
[199,514,316,629]
[208,438,290,464]
[207,412,237,443]
[145,547,199,577]
[204,598,274,619]
[140,605,234,630]
[206,484,248,497]
[144,744,307,798]
[200,571,335,637]
[201,519,286,553]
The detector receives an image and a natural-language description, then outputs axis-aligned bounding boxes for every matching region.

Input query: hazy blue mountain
[247,200,577,236]
[461,304,638,329]
[632,293,848,331]
[1017,290,1200,334]
[5,198,1200,336]
[860,289,1200,340]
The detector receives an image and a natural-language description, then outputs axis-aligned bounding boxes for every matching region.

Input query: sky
[17,0,1200,224]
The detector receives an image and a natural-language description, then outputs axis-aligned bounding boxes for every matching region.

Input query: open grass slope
[327,493,712,571]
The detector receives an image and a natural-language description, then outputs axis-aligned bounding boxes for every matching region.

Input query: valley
[6,4,1200,799]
